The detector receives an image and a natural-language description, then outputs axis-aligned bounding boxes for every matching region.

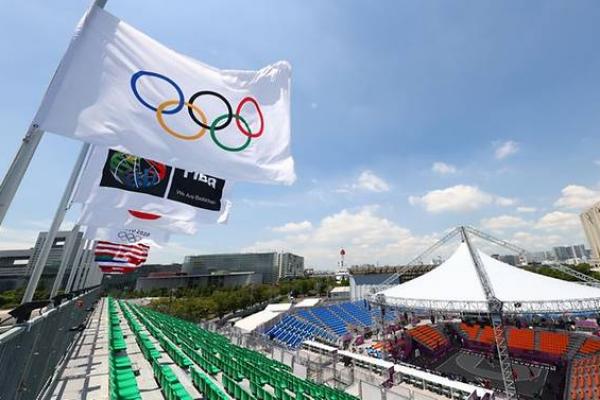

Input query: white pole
[21,144,90,303]
[78,242,95,290]
[0,126,43,226]
[0,0,108,228]
[65,238,87,293]
[74,245,91,291]
[49,224,80,298]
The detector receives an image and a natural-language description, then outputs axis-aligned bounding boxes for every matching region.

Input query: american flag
[94,241,150,274]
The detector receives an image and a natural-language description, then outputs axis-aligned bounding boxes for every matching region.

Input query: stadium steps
[534,329,541,351]
[474,326,484,342]
[567,335,588,359]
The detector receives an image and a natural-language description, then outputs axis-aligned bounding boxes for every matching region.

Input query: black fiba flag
[98,149,225,211]
[167,169,225,211]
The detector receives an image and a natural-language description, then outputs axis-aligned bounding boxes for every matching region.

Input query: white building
[581,203,600,266]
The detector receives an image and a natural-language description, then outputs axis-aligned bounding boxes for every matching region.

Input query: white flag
[78,204,226,235]
[73,146,232,228]
[84,225,170,247]
[34,5,294,184]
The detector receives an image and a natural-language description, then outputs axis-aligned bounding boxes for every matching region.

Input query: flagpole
[71,241,91,292]
[78,242,95,290]
[18,0,109,303]
[0,0,108,228]
[49,224,80,298]
[65,238,87,293]
[21,144,90,303]
[0,127,43,226]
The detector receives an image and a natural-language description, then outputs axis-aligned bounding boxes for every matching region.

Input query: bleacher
[579,337,600,354]
[568,355,600,400]
[107,297,142,400]
[266,301,385,349]
[459,323,480,341]
[407,325,449,351]
[539,331,569,356]
[265,315,337,349]
[508,328,534,351]
[120,300,358,400]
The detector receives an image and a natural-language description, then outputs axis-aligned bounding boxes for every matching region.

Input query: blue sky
[1,0,600,269]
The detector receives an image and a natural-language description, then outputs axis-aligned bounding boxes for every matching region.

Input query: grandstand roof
[379,243,600,314]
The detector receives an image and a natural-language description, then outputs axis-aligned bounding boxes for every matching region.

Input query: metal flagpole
[65,238,87,293]
[19,0,109,303]
[0,0,108,228]
[49,224,80,298]
[77,242,95,290]
[21,144,90,303]
[0,127,43,226]
[73,243,91,291]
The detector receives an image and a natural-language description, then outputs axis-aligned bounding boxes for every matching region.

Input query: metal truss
[406,227,462,266]
[379,296,600,315]
[550,264,600,287]
[460,227,518,400]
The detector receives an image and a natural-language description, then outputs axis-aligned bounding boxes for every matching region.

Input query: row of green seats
[152,359,193,400]
[222,372,257,400]
[118,301,161,362]
[190,365,229,400]
[128,303,358,400]
[107,298,141,400]
[118,300,195,400]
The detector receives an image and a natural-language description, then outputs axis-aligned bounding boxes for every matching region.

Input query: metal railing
[0,288,100,400]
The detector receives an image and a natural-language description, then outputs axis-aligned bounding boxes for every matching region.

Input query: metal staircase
[566,334,587,359]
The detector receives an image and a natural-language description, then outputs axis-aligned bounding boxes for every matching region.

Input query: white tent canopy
[379,242,600,314]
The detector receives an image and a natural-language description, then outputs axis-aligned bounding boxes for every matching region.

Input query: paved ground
[49,298,110,400]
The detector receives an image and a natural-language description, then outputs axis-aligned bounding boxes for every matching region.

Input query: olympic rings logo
[130,70,264,152]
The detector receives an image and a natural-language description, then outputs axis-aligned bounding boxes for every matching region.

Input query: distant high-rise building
[553,246,572,261]
[182,252,304,284]
[581,203,600,265]
[27,230,83,288]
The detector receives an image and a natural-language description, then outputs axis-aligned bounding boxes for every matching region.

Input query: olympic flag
[34,5,294,184]
[72,146,232,234]
[84,225,170,247]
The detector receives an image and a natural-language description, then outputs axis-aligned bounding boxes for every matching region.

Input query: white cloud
[516,206,537,213]
[495,197,517,207]
[243,206,435,268]
[594,160,600,167]
[554,185,600,209]
[147,241,201,264]
[480,215,528,233]
[509,231,569,252]
[431,162,457,175]
[272,221,313,233]
[409,185,514,213]
[535,211,580,231]
[0,226,38,250]
[354,170,390,192]
[337,170,390,193]
[494,140,519,160]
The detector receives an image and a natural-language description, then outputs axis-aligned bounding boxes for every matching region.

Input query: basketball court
[436,351,550,399]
